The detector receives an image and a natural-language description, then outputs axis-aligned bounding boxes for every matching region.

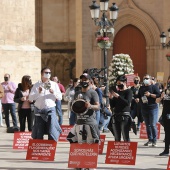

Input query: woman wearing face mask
[14,75,33,131]
[136,74,160,147]
[108,75,132,141]
[130,76,143,131]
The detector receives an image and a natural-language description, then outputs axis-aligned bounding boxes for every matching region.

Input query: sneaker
[152,142,157,147]
[144,141,152,146]
[159,151,169,156]
[103,129,110,133]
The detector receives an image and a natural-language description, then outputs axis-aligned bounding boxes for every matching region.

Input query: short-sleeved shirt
[73,88,99,125]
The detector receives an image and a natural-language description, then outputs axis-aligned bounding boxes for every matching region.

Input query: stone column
[0,0,41,84]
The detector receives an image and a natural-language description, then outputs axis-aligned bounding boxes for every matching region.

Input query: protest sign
[105,141,137,165]
[59,125,73,142]
[139,123,161,139]
[99,135,105,154]
[13,132,32,150]
[26,139,57,161]
[167,156,170,170]
[68,143,98,169]
[125,73,138,87]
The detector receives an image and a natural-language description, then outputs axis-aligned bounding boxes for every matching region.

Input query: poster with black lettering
[68,143,98,168]
[13,132,32,150]
[167,156,170,170]
[139,123,160,139]
[59,125,73,142]
[99,135,105,154]
[105,141,138,165]
[26,139,57,161]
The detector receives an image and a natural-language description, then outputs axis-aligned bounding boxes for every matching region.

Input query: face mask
[80,81,89,88]
[43,73,51,79]
[117,84,124,90]
[29,80,32,86]
[143,79,150,85]
[134,80,139,85]
[4,77,9,81]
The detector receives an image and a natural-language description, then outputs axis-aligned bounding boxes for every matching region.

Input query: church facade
[0,0,169,86]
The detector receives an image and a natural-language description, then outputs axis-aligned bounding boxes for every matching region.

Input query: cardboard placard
[26,139,57,161]
[59,125,73,142]
[167,156,170,170]
[99,135,106,154]
[125,73,138,87]
[139,123,161,139]
[105,141,137,165]
[68,143,98,169]
[157,72,164,82]
[13,132,32,150]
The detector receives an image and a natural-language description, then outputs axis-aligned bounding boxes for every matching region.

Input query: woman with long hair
[109,75,133,141]
[14,75,33,131]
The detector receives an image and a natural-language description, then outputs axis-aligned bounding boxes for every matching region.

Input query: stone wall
[0,0,41,84]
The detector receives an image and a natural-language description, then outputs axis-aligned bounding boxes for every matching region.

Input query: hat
[80,73,91,80]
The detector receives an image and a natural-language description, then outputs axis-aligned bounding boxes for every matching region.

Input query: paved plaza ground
[0,105,169,170]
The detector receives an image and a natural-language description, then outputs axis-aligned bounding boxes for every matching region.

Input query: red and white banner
[167,156,170,170]
[26,139,57,161]
[59,125,73,142]
[13,132,32,150]
[68,143,98,169]
[139,123,161,139]
[99,135,106,154]
[125,73,138,87]
[105,141,138,165]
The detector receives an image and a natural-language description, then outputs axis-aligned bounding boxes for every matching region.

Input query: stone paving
[0,105,169,170]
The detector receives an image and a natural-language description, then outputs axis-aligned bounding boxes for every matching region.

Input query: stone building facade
[0,0,170,86]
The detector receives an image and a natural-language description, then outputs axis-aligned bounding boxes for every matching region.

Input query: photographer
[109,75,132,141]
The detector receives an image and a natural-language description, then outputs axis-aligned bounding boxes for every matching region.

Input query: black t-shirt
[137,84,160,109]
[109,89,132,114]
[162,89,170,119]
[73,88,99,125]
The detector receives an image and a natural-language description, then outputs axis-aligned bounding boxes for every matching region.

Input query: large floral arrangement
[108,53,134,86]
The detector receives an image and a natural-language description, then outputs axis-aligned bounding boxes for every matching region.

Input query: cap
[80,73,91,80]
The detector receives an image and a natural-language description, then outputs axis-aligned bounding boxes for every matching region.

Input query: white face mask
[43,73,51,79]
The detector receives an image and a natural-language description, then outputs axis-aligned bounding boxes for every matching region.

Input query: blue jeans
[2,103,17,127]
[55,100,63,125]
[95,110,100,125]
[99,114,110,130]
[69,111,76,125]
[141,105,158,142]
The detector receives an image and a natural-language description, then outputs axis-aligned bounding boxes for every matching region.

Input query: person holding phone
[136,74,160,147]
[109,75,132,141]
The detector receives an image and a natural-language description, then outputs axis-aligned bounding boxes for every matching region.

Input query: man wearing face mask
[109,75,133,141]
[67,73,100,170]
[130,76,143,131]
[136,74,160,147]
[28,67,62,142]
[1,73,18,129]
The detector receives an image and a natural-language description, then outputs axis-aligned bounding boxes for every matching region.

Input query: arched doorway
[113,24,147,79]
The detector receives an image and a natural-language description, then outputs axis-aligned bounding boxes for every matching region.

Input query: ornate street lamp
[89,0,119,105]
[160,28,170,48]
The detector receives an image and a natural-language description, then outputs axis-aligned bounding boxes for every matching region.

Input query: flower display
[96,37,112,49]
[108,53,134,86]
[166,53,170,61]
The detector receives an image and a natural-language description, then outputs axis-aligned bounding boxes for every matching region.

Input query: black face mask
[4,77,9,82]
[80,81,89,88]
[134,80,139,85]
[117,84,124,90]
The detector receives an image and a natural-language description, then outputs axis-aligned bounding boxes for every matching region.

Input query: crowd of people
[0,67,170,169]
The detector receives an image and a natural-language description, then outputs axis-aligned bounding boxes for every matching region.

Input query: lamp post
[89,0,119,106]
[160,28,170,48]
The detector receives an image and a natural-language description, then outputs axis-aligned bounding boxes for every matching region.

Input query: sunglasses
[144,78,150,80]
[44,72,51,74]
